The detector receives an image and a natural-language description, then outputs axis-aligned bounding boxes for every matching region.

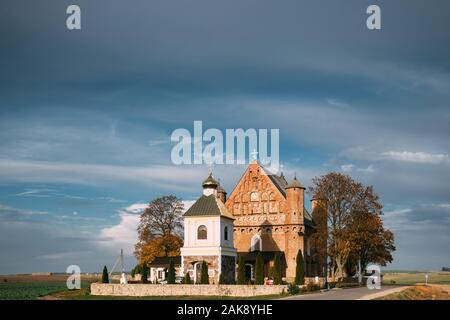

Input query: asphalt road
[279,285,402,300]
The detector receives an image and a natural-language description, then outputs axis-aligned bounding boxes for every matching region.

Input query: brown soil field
[380,285,450,300]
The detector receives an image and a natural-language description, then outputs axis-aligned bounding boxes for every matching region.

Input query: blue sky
[0,0,449,274]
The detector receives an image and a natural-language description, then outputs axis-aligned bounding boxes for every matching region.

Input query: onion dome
[202,173,219,189]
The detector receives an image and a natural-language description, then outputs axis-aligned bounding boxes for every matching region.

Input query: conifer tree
[101,266,109,283]
[295,249,305,285]
[200,261,209,284]
[273,252,282,285]
[184,272,192,284]
[237,256,246,285]
[254,253,264,285]
[167,259,176,284]
[141,264,149,284]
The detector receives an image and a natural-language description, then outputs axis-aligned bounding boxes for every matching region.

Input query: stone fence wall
[91,283,290,297]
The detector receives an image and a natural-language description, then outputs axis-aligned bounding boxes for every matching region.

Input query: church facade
[180,160,325,283]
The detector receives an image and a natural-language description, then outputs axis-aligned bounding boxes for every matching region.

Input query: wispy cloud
[0,204,48,222]
[0,158,207,192]
[381,151,450,164]
[327,98,349,108]
[340,164,354,172]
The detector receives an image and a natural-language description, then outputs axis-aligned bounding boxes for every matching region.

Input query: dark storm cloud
[1,0,450,101]
[0,0,449,272]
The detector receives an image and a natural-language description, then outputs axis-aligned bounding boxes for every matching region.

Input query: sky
[0,0,449,274]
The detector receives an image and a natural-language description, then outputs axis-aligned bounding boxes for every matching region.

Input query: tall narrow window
[197,225,207,240]
[250,234,262,252]
[224,226,228,241]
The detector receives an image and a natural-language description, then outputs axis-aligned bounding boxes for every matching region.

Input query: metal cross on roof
[251,148,258,161]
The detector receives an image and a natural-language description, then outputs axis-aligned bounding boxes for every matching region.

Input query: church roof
[184,194,234,219]
[267,174,288,197]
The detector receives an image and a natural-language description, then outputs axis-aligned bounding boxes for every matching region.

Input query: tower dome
[285,175,303,189]
[202,173,219,196]
[202,173,219,189]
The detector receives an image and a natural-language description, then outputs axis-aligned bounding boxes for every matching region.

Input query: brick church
[178,160,326,284]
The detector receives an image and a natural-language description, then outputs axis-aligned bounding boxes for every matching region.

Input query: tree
[102,266,109,283]
[184,272,192,284]
[200,261,209,284]
[237,256,246,284]
[254,253,264,285]
[137,234,183,266]
[345,210,395,274]
[273,252,282,285]
[141,264,149,284]
[130,264,143,278]
[167,259,176,284]
[135,195,184,263]
[295,250,305,285]
[309,172,395,281]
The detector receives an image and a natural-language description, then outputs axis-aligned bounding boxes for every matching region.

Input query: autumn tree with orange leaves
[134,195,184,265]
[309,173,395,281]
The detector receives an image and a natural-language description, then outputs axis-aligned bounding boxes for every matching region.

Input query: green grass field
[0,282,73,300]
[0,279,91,300]
[383,271,450,285]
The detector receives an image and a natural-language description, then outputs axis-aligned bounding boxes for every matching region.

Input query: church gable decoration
[225,160,288,217]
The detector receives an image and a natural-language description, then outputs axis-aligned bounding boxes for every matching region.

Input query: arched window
[250,234,262,252]
[197,225,207,240]
[224,226,228,241]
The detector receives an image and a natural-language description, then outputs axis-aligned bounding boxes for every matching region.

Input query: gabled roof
[184,194,234,220]
[267,174,288,197]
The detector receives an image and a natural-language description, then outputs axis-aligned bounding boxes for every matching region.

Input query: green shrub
[219,273,235,285]
[302,282,320,293]
[287,283,300,295]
